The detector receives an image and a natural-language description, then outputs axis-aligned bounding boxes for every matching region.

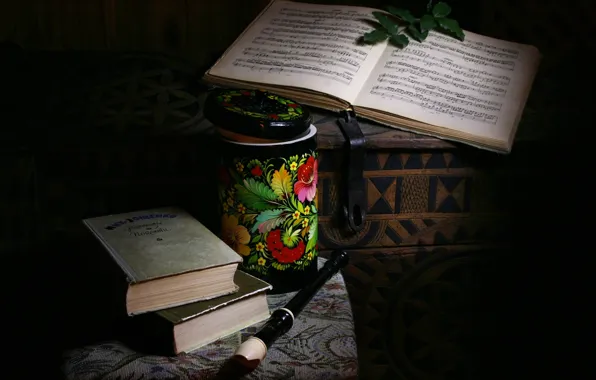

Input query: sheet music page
[207,0,388,105]
[354,30,540,142]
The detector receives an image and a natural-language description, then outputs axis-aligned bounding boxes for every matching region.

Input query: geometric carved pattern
[339,248,505,380]
[318,150,505,249]
[400,176,429,213]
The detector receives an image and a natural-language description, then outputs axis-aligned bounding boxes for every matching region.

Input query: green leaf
[235,178,279,212]
[282,228,300,248]
[252,209,288,233]
[389,34,409,48]
[432,2,452,17]
[407,25,429,42]
[386,6,416,23]
[250,234,261,243]
[248,255,258,265]
[372,11,398,35]
[243,178,278,201]
[436,17,465,40]
[362,29,388,44]
[419,14,437,32]
[306,222,318,254]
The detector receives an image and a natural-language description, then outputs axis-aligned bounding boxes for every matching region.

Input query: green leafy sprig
[362,1,465,49]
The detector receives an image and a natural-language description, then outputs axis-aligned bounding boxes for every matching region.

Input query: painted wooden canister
[204,88,319,293]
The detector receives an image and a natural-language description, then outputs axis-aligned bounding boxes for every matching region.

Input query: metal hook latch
[336,109,367,234]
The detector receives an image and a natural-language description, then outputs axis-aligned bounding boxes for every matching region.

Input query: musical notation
[361,31,527,127]
[221,5,380,88]
[232,59,353,85]
[370,85,498,124]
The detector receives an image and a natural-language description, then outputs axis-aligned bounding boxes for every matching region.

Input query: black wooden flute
[217,250,349,376]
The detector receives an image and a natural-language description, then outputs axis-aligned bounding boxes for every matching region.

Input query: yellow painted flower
[221,214,250,256]
[237,203,246,214]
[255,242,265,252]
[307,252,313,260]
[226,197,234,206]
[290,162,298,171]
[236,162,244,172]
[301,218,308,228]
[222,203,229,212]
[304,205,310,215]
[292,211,300,219]
[257,257,266,266]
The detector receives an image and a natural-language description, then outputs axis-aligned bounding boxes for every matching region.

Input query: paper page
[354,30,540,142]
[207,0,388,105]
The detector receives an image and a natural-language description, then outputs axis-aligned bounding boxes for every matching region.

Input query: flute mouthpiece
[233,336,268,364]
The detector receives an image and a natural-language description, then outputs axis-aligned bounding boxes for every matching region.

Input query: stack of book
[82,206,272,355]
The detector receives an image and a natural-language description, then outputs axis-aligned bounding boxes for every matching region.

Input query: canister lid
[204,88,312,140]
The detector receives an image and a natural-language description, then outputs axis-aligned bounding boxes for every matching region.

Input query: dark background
[1,0,592,378]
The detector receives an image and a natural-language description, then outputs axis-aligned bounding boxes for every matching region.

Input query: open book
[203,0,541,153]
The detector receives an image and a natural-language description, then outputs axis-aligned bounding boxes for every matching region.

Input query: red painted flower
[294,156,318,202]
[267,230,283,252]
[288,103,299,108]
[268,114,279,120]
[272,241,305,264]
[241,90,251,95]
[250,165,263,177]
[222,102,232,107]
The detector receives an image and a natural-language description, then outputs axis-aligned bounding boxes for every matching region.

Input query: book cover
[82,206,241,283]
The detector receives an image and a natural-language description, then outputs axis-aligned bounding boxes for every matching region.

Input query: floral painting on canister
[218,150,318,277]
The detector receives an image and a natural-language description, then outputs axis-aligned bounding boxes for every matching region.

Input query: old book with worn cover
[203,0,541,153]
[147,270,272,354]
[82,207,242,316]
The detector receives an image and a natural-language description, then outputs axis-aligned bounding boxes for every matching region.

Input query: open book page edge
[505,49,543,147]
[354,106,509,153]
[203,0,387,105]
[203,73,350,112]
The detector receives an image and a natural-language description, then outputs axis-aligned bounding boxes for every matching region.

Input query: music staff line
[270,19,369,35]
[394,42,515,71]
[370,86,499,125]
[375,76,503,112]
[381,63,507,96]
[232,59,353,85]
[271,18,372,33]
[242,50,361,72]
[431,33,520,59]
[378,73,504,98]
[396,52,511,84]
[279,8,374,22]
[261,27,356,44]
[252,37,370,58]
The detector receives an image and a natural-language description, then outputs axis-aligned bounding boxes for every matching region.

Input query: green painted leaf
[386,6,416,23]
[420,14,437,32]
[432,2,452,18]
[282,228,300,248]
[248,255,258,265]
[363,29,388,43]
[235,178,278,212]
[390,34,410,48]
[251,234,261,243]
[407,25,429,42]
[252,209,288,233]
[310,203,318,214]
[436,17,465,40]
[306,222,318,254]
[372,11,398,35]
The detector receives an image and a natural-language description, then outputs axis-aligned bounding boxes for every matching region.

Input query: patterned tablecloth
[61,259,358,380]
